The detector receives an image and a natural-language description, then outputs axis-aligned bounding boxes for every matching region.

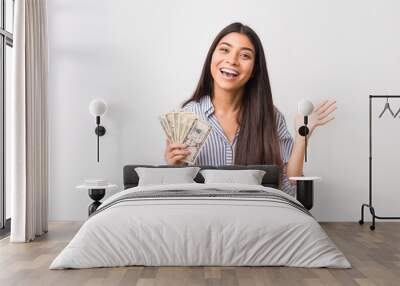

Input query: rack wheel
[370,225,375,231]
[358,220,364,225]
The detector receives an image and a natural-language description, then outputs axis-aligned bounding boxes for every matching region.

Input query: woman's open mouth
[219,67,240,80]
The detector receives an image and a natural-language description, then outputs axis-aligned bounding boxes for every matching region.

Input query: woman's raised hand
[294,100,337,138]
[164,140,191,165]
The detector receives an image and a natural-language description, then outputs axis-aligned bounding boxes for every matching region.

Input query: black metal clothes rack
[359,95,400,230]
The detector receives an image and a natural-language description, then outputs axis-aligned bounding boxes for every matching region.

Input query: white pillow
[200,169,266,185]
[135,167,200,186]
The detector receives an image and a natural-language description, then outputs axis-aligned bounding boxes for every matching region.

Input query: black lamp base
[296,180,314,210]
[88,188,105,216]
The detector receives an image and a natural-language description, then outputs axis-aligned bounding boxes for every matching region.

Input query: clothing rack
[359,95,400,230]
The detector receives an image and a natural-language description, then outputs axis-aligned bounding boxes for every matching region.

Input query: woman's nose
[226,53,239,65]
[226,59,238,66]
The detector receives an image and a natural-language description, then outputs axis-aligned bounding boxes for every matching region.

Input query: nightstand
[76,183,118,216]
[289,177,321,210]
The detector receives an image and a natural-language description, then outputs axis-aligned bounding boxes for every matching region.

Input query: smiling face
[210,32,256,94]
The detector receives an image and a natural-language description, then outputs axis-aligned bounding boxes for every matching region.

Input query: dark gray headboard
[123,165,281,190]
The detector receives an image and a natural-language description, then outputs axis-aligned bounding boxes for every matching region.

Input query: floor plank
[0,222,400,286]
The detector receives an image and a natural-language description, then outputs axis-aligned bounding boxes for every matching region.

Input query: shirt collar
[200,94,241,145]
[199,95,214,117]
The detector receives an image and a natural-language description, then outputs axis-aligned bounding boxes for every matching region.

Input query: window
[0,0,14,234]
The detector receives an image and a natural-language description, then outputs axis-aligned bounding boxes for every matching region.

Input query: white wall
[48,0,400,221]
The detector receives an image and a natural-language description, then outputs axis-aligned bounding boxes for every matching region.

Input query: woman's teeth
[220,68,239,78]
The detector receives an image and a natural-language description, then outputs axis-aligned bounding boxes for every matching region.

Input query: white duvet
[50,183,351,269]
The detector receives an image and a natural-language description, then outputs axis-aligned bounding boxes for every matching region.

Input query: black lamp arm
[298,116,310,162]
[94,116,106,162]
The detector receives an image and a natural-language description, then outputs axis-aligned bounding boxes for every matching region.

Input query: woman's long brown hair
[182,22,282,167]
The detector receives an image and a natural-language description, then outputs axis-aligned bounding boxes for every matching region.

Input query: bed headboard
[123,165,281,190]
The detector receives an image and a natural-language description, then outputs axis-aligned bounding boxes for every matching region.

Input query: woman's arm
[286,135,305,178]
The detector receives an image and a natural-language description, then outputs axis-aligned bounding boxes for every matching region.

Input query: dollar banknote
[160,111,211,164]
[181,118,211,164]
[159,115,173,142]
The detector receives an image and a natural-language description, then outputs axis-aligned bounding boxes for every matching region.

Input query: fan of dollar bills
[159,111,212,164]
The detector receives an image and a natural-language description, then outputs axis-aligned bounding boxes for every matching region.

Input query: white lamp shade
[297,99,314,116]
[89,99,107,116]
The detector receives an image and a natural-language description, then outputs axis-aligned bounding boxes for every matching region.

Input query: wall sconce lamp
[89,98,108,162]
[290,99,320,211]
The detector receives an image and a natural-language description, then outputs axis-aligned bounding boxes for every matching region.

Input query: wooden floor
[0,222,399,286]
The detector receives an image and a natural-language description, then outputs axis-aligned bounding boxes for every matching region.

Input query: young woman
[164,22,336,196]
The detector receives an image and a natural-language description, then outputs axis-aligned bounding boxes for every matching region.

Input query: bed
[50,165,350,269]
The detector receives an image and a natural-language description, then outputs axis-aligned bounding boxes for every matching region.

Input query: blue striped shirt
[182,95,296,196]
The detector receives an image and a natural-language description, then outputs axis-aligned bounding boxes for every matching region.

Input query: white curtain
[10,0,48,242]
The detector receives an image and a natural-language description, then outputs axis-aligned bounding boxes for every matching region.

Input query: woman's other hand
[294,100,337,138]
[164,140,191,165]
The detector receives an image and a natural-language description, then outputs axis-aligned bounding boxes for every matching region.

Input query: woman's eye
[241,54,251,59]
[220,47,229,53]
